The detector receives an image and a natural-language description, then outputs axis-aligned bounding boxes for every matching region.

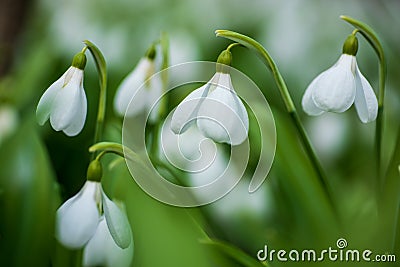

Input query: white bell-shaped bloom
[56,181,101,248]
[114,57,162,121]
[56,180,133,252]
[171,72,249,145]
[36,66,87,136]
[83,216,134,267]
[302,54,378,123]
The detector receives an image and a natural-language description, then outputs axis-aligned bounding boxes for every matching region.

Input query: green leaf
[382,129,400,251]
[201,238,268,267]
[0,117,59,267]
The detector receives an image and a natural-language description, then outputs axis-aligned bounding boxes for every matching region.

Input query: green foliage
[0,118,59,266]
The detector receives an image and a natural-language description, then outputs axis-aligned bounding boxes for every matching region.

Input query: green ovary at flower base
[170,46,249,146]
[302,32,378,123]
[36,50,88,136]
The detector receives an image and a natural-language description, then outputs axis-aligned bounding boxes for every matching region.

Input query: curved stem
[226,42,242,51]
[215,30,336,212]
[340,15,386,182]
[83,40,108,161]
[89,142,127,160]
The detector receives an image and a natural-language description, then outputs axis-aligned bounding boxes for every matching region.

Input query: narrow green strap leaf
[340,15,387,178]
[201,238,269,267]
[83,40,108,157]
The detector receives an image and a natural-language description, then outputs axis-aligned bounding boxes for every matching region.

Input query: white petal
[197,73,249,145]
[114,58,152,117]
[102,191,132,249]
[63,80,87,136]
[301,76,325,116]
[83,217,134,267]
[170,74,218,134]
[36,70,67,125]
[354,63,378,123]
[83,217,106,266]
[50,68,85,133]
[56,181,100,249]
[312,54,356,113]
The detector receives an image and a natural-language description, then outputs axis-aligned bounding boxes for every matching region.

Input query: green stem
[89,142,127,160]
[215,30,335,212]
[340,15,386,184]
[150,33,169,157]
[74,249,83,267]
[150,123,160,156]
[83,40,108,161]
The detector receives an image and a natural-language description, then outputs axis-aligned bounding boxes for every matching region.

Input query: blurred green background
[1,0,400,266]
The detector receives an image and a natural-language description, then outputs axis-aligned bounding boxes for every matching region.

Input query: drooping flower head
[113,44,162,121]
[302,33,378,123]
[56,180,101,248]
[55,159,133,266]
[170,49,249,145]
[36,51,88,136]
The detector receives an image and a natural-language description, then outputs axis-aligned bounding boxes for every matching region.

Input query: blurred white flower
[36,66,87,136]
[114,57,162,122]
[302,54,378,123]
[83,216,133,267]
[170,72,248,145]
[56,181,133,253]
[307,113,348,160]
[56,181,101,248]
[0,105,19,146]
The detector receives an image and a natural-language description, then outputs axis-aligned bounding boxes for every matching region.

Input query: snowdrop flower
[170,49,249,145]
[56,160,133,253]
[302,34,378,123]
[36,52,87,136]
[56,180,101,248]
[114,45,162,122]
